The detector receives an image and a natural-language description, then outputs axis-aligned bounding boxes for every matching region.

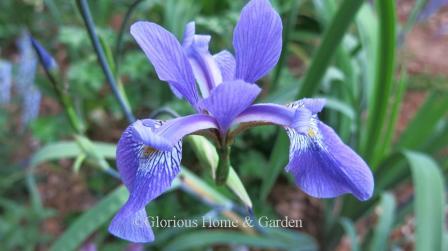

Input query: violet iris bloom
[109,0,374,243]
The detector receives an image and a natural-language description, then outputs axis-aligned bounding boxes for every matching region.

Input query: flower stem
[76,0,135,123]
[114,0,144,69]
[32,43,84,134]
[216,145,231,185]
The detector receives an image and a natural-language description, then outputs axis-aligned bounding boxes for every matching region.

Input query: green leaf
[27,140,117,215]
[425,121,448,153]
[187,135,253,208]
[49,186,128,251]
[72,154,86,173]
[404,151,445,251]
[322,97,355,121]
[27,141,83,215]
[339,218,360,251]
[93,142,117,159]
[368,192,396,251]
[398,92,448,150]
[260,130,289,201]
[226,168,252,208]
[271,0,302,88]
[355,4,378,100]
[187,135,219,175]
[30,140,117,168]
[376,72,408,161]
[30,141,82,167]
[162,230,317,251]
[401,0,427,39]
[179,168,232,208]
[363,0,396,165]
[297,0,363,98]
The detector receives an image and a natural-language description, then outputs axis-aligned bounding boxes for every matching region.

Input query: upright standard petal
[182,22,223,98]
[214,50,236,81]
[130,22,200,107]
[284,100,374,201]
[233,0,282,83]
[109,120,182,242]
[199,80,261,133]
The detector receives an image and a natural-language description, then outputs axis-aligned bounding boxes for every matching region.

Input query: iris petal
[182,22,223,97]
[285,113,373,201]
[214,50,236,81]
[131,120,172,151]
[233,0,282,83]
[155,114,218,143]
[130,22,200,108]
[109,121,182,242]
[109,209,153,243]
[199,80,261,132]
[234,103,294,126]
[300,98,326,114]
[238,99,373,201]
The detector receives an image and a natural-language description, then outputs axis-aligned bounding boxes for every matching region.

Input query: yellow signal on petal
[143,146,156,156]
[307,128,317,138]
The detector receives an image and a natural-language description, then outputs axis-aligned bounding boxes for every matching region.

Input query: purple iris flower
[30,37,58,71]
[109,0,373,243]
[16,32,41,126]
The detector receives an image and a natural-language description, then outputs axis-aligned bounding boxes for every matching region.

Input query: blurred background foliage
[0,0,447,250]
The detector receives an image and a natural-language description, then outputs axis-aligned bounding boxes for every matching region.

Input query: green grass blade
[30,141,82,167]
[163,230,317,251]
[178,168,232,207]
[271,0,302,89]
[27,141,85,215]
[404,151,445,251]
[323,97,355,121]
[226,168,252,208]
[363,0,396,165]
[49,186,128,251]
[368,192,396,251]
[30,141,117,167]
[339,218,360,251]
[27,141,117,214]
[355,4,378,100]
[260,130,289,201]
[376,71,408,161]
[400,0,428,42]
[398,92,448,150]
[297,0,363,98]
[425,121,448,153]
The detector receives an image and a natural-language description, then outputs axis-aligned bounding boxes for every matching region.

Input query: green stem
[32,43,84,134]
[76,0,135,123]
[216,146,231,185]
[114,0,144,70]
